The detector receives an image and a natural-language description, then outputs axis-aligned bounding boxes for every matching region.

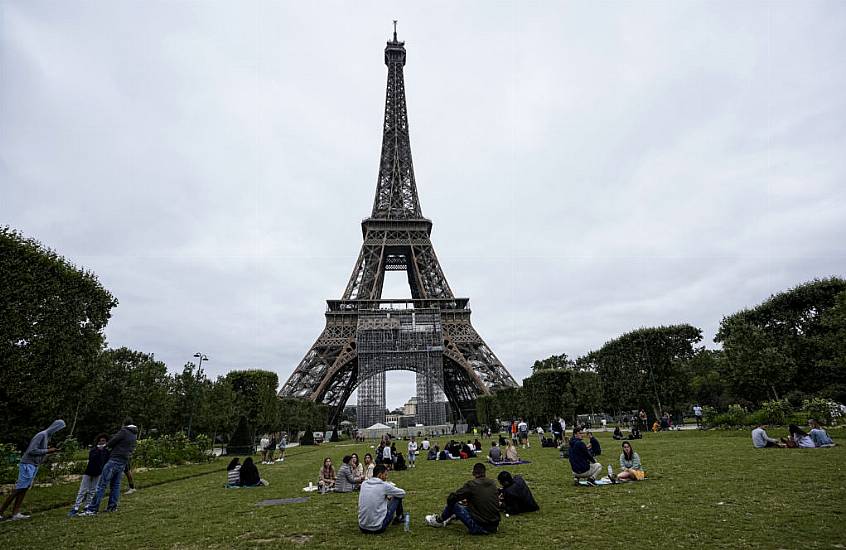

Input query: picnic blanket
[488,459,531,466]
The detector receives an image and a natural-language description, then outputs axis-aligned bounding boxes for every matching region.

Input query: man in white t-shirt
[693,404,703,428]
[259,435,270,464]
[421,438,431,451]
[517,419,529,449]
[407,437,418,469]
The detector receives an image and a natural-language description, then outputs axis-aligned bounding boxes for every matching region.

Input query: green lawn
[1,429,844,548]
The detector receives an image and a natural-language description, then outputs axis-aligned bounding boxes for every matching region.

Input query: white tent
[366,423,390,430]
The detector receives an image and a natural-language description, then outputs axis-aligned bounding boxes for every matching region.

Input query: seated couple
[226,457,266,487]
[487,441,519,463]
[424,463,539,534]
[569,429,646,484]
[320,455,368,493]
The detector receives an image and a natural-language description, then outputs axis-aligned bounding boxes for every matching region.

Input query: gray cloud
[2,1,844,408]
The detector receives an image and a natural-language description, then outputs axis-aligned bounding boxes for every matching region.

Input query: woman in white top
[788,424,815,448]
[363,453,376,479]
[383,442,393,469]
[350,453,364,479]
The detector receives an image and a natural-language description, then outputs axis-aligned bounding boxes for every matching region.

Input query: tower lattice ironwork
[278,26,517,429]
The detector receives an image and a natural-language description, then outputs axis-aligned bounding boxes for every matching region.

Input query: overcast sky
[2,1,845,409]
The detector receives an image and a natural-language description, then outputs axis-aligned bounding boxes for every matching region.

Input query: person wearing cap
[569,427,602,485]
[0,420,65,521]
[425,462,500,534]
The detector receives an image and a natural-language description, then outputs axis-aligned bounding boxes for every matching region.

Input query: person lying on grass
[808,419,835,447]
[570,427,602,485]
[425,462,500,534]
[615,441,645,482]
[496,471,539,515]
[358,465,406,534]
[318,457,336,492]
[784,424,815,448]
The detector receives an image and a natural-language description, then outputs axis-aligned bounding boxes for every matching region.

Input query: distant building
[403,396,417,416]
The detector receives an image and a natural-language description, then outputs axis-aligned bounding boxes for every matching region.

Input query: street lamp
[187,352,209,438]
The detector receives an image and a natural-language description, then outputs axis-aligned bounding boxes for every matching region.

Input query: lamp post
[187,352,209,438]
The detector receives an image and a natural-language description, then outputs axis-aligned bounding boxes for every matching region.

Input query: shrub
[712,404,747,427]
[803,397,840,425]
[133,433,213,468]
[227,416,253,455]
[760,399,793,425]
[0,443,20,484]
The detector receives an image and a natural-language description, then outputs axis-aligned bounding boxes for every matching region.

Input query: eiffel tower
[278,25,517,429]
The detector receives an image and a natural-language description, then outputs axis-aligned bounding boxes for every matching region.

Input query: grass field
[1,429,844,549]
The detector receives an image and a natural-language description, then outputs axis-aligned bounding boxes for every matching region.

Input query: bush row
[704,397,843,428]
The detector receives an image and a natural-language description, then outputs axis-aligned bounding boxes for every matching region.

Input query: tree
[582,324,701,417]
[226,370,279,443]
[1,227,118,446]
[531,353,574,373]
[193,376,238,445]
[715,278,846,405]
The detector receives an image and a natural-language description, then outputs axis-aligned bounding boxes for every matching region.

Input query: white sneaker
[11,513,31,521]
[78,511,96,517]
[125,488,136,495]
[425,514,445,528]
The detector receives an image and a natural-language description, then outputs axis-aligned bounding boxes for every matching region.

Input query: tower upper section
[369,25,424,220]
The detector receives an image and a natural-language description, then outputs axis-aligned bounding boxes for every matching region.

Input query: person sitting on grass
[425,462,500,534]
[351,453,364,479]
[616,441,645,482]
[505,440,519,462]
[496,471,539,515]
[569,427,602,485]
[808,419,835,447]
[613,426,624,440]
[394,451,407,471]
[428,446,438,460]
[588,432,602,457]
[488,442,502,463]
[629,426,642,440]
[238,457,262,486]
[751,424,784,448]
[318,457,336,492]
[358,465,406,534]
[363,453,376,479]
[786,424,815,448]
[69,433,110,516]
[226,457,241,487]
[336,455,361,493]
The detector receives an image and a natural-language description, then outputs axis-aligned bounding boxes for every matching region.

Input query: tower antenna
[393,20,398,41]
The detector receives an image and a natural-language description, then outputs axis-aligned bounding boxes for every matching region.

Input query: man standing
[693,404,703,428]
[407,436,418,469]
[425,462,500,534]
[358,465,406,534]
[517,418,529,449]
[0,420,65,521]
[81,418,138,515]
[569,427,602,485]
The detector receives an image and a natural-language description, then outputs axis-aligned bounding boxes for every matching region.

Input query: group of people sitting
[357,461,539,535]
[225,457,266,487]
[317,453,379,493]
[612,425,642,440]
[487,440,521,463]
[427,439,484,460]
[568,426,645,485]
[752,419,836,448]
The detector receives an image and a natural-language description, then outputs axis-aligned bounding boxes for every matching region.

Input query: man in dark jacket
[425,462,500,534]
[496,471,539,515]
[82,418,138,515]
[570,427,602,484]
[0,420,65,521]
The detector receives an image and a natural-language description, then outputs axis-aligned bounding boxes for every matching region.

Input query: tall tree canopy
[715,277,846,403]
[584,324,701,416]
[0,227,118,445]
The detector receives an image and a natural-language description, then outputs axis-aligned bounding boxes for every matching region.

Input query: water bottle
[608,464,613,478]
[403,512,410,532]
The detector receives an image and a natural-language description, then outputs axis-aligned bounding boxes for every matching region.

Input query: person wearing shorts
[1,420,65,521]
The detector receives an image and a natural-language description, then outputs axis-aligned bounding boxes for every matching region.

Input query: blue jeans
[86,458,126,513]
[360,497,404,534]
[441,501,494,534]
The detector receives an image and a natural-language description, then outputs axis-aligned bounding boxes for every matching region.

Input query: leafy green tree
[522,369,576,425]
[193,376,238,445]
[531,353,574,373]
[715,278,846,404]
[582,324,701,417]
[1,227,118,446]
[226,370,279,442]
